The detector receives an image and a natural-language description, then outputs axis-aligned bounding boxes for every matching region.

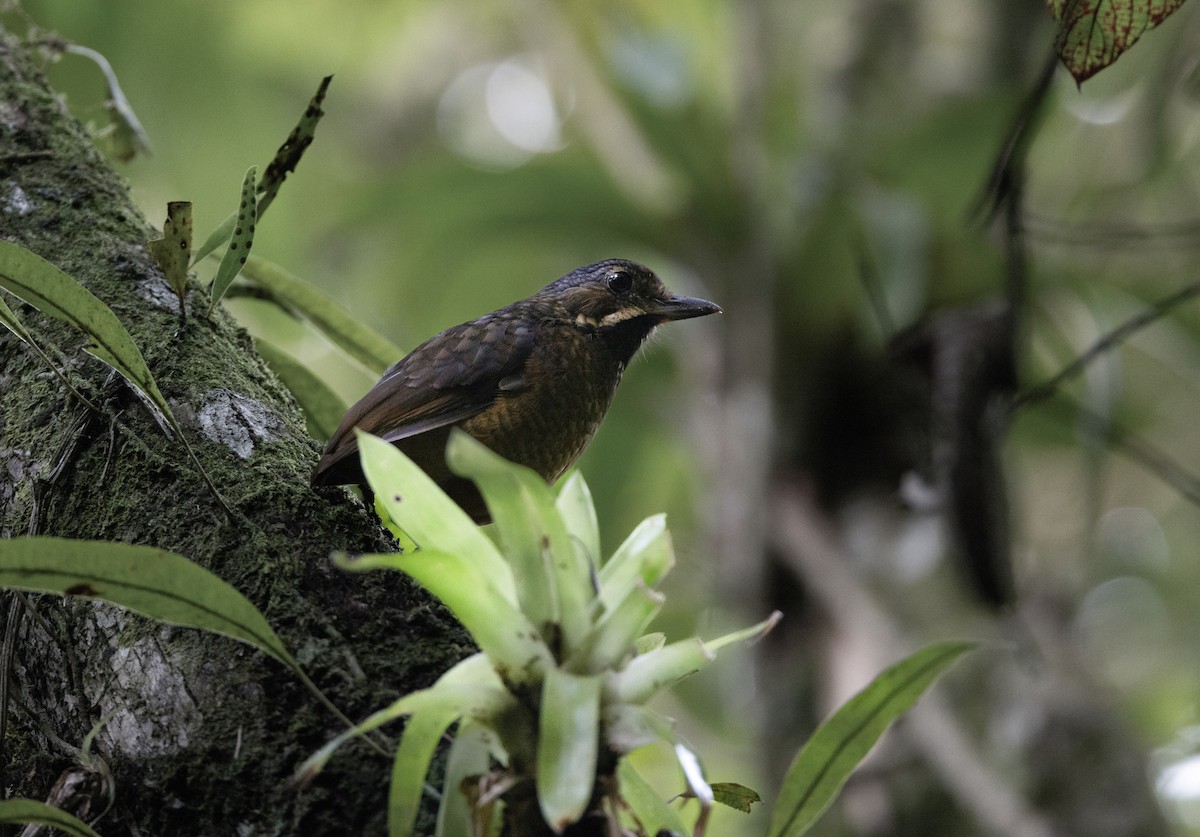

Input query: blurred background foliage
[12,0,1200,833]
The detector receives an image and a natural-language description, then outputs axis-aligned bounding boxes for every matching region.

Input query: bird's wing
[311,312,536,484]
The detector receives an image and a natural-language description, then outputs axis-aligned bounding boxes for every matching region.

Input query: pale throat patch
[574,307,649,330]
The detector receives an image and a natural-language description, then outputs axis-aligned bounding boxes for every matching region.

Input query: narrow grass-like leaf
[0,293,99,411]
[389,704,461,837]
[0,537,295,666]
[556,472,600,566]
[767,641,975,837]
[0,799,101,837]
[606,638,713,705]
[253,338,347,439]
[339,550,551,684]
[356,432,516,603]
[209,166,257,311]
[597,515,672,614]
[257,75,332,216]
[0,240,173,429]
[147,200,192,322]
[0,242,232,513]
[538,668,602,831]
[616,760,688,837]
[240,256,403,374]
[447,432,591,655]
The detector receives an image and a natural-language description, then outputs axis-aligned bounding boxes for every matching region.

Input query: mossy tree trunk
[0,29,471,836]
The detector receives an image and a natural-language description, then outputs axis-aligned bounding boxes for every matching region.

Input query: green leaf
[767,641,976,837]
[193,211,237,267]
[340,549,552,685]
[297,655,512,784]
[147,200,193,320]
[436,721,501,837]
[604,704,677,754]
[239,256,403,374]
[1048,0,1187,83]
[606,638,713,706]
[616,761,688,837]
[64,43,151,162]
[711,782,762,814]
[704,610,782,654]
[252,338,348,439]
[257,75,332,217]
[538,668,602,831]
[0,537,296,667]
[0,798,102,837]
[389,705,461,837]
[209,166,258,311]
[566,583,663,675]
[0,240,175,431]
[447,431,591,656]
[597,515,673,615]
[556,471,600,566]
[0,293,99,412]
[356,432,516,603]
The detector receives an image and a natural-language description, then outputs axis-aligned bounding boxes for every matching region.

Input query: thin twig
[1014,280,1200,409]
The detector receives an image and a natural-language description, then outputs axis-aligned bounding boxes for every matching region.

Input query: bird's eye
[606,270,634,294]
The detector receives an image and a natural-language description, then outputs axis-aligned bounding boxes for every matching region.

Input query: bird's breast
[459,324,623,482]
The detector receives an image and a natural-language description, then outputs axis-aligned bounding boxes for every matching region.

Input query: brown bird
[311,259,721,521]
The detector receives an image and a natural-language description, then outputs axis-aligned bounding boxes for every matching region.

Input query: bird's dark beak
[653,295,722,322]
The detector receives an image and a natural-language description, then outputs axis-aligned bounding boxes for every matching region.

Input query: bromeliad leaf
[0,799,102,837]
[209,166,258,311]
[0,241,175,430]
[616,761,689,837]
[447,431,591,656]
[538,669,602,831]
[389,705,462,837]
[0,537,296,668]
[767,641,976,837]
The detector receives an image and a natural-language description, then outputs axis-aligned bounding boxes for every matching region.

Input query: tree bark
[0,28,470,836]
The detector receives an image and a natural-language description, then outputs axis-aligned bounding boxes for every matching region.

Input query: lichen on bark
[0,28,470,835]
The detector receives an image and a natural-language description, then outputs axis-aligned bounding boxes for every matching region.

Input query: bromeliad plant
[298,429,779,836]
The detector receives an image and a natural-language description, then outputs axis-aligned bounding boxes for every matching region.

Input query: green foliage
[302,430,780,836]
[236,255,404,374]
[0,537,298,667]
[0,537,356,732]
[0,799,102,837]
[767,642,976,837]
[209,166,258,312]
[1048,0,1189,82]
[0,240,174,431]
[146,200,193,323]
[0,240,231,513]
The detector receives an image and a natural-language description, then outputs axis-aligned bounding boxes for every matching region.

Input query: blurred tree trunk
[0,28,470,836]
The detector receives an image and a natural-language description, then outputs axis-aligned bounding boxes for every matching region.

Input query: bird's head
[541,259,721,363]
